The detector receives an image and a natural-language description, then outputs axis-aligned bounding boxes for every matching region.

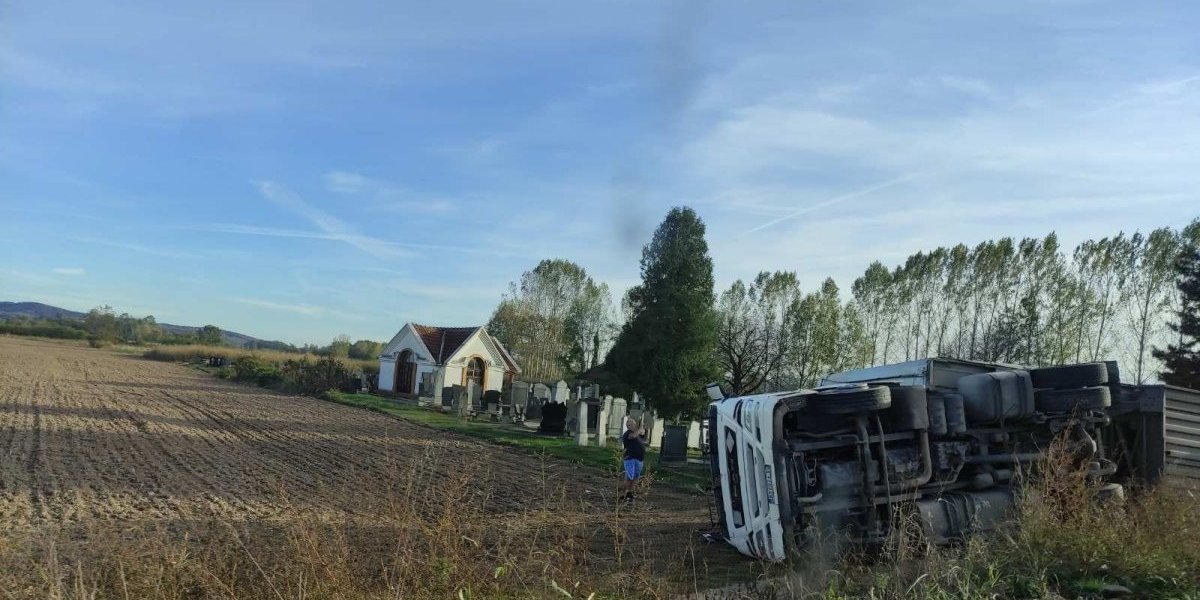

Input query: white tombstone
[608,397,627,438]
[596,405,608,447]
[649,413,665,450]
[688,420,702,449]
[575,397,589,446]
[553,380,570,403]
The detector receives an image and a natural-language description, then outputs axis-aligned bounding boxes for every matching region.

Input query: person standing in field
[620,416,646,501]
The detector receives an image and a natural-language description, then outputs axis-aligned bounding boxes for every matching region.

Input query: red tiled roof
[412,324,479,364]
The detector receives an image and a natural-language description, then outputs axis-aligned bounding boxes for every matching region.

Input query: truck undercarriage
[708,359,1138,561]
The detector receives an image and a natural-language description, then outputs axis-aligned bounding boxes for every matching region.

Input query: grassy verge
[322,391,712,491]
[143,343,378,374]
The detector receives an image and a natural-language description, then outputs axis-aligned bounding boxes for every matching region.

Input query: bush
[231,355,282,387]
[0,322,88,340]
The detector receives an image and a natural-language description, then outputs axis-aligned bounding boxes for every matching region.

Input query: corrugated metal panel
[1164,385,1200,483]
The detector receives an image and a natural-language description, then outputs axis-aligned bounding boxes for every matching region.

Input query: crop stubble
[0,337,714,554]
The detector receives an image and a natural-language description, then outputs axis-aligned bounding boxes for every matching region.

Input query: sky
[2,1,1199,346]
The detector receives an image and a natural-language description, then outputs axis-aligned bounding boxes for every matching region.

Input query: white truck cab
[707,390,802,562]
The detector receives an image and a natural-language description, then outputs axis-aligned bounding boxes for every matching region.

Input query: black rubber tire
[886,385,930,430]
[1035,386,1111,413]
[807,385,891,415]
[1029,363,1108,390]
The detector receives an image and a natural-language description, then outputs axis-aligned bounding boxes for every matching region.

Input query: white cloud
[323,171,368,194]
[231,297,320,316]
[51,267,85,276]
[321,170,457,214]
[256,180,410,259]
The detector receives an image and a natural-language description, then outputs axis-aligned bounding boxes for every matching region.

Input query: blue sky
[2,1,1198,345]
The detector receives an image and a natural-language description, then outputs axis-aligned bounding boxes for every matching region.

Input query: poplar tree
[607,207,717,421]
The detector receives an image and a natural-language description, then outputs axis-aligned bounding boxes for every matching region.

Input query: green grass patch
[323,391,711,490]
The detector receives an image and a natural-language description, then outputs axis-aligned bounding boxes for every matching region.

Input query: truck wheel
[887,385,929,430]
[807,385,891,415]
[1035,386,1111,413]
[1029,363,1108,390]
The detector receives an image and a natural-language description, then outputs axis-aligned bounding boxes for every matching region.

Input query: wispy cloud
[192,222,534,258]
[69,237,201,259]
[256,181,410,258]
[231,297,321,316]
[744,174,920,234]
[322,171,456,214]
[51,267,86,276]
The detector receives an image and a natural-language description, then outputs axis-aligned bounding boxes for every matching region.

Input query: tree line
[2,305,386,358]
[484,208,1200,421]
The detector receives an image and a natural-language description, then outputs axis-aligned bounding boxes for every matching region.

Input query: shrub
[232,355,282,387]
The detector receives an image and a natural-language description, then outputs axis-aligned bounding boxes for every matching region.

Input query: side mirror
[706,383,726,401]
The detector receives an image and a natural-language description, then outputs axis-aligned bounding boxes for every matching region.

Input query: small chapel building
[377,323,521,399]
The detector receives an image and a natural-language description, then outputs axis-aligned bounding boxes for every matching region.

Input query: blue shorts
[624,459,643,481]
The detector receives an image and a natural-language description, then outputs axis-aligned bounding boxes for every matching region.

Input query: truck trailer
[706,358,1199,562]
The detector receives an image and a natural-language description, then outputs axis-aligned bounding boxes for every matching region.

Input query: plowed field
[0,337,737,578]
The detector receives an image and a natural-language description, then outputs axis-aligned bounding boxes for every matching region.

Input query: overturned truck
[706,358,1200,561]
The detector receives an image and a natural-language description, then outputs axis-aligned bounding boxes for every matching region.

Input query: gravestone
[526,396,544,420]
[607,397,627,438]
[483,389,502,414]
[553,380,570,403]
[688,420,702,449]
[538,402,567,435]
[651,416,667,450]
[511,381,531,410]
[575,397,589,446]
[533,383,551,402]
[585,383,601,399]
[596,403,608,448]
[565,398,579,433]
[467,381,482,410]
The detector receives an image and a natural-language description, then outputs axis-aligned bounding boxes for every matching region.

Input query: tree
[1123,229,1181,383]
[329,334,352,358]
[715,272,801,395]
[84,306,119,342]
[560,281,616,376]
[607,207,718,421]
[349,339,384,360]
[852,262,892,366]
[197,325,223,346]
[1153,240,1200,388]
[487,259,612,380]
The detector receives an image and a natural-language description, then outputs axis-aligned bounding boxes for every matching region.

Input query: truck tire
[807,385,891,415]
[1029,363,1108,390]
[886,385,929,430]
[1035,386,1111,413]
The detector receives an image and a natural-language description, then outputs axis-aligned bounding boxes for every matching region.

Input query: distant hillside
[0,302,86,320]
[0,301,273,348]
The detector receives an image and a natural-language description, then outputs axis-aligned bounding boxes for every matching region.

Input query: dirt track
[0,337,724,550]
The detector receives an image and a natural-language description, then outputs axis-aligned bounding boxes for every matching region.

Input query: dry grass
[143,344,379,374]
[0,454,679,600]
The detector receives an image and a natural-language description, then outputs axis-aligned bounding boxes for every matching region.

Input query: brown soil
[0,336,748,582]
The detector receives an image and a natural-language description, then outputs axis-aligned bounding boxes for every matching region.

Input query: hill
[0,301,273,348]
